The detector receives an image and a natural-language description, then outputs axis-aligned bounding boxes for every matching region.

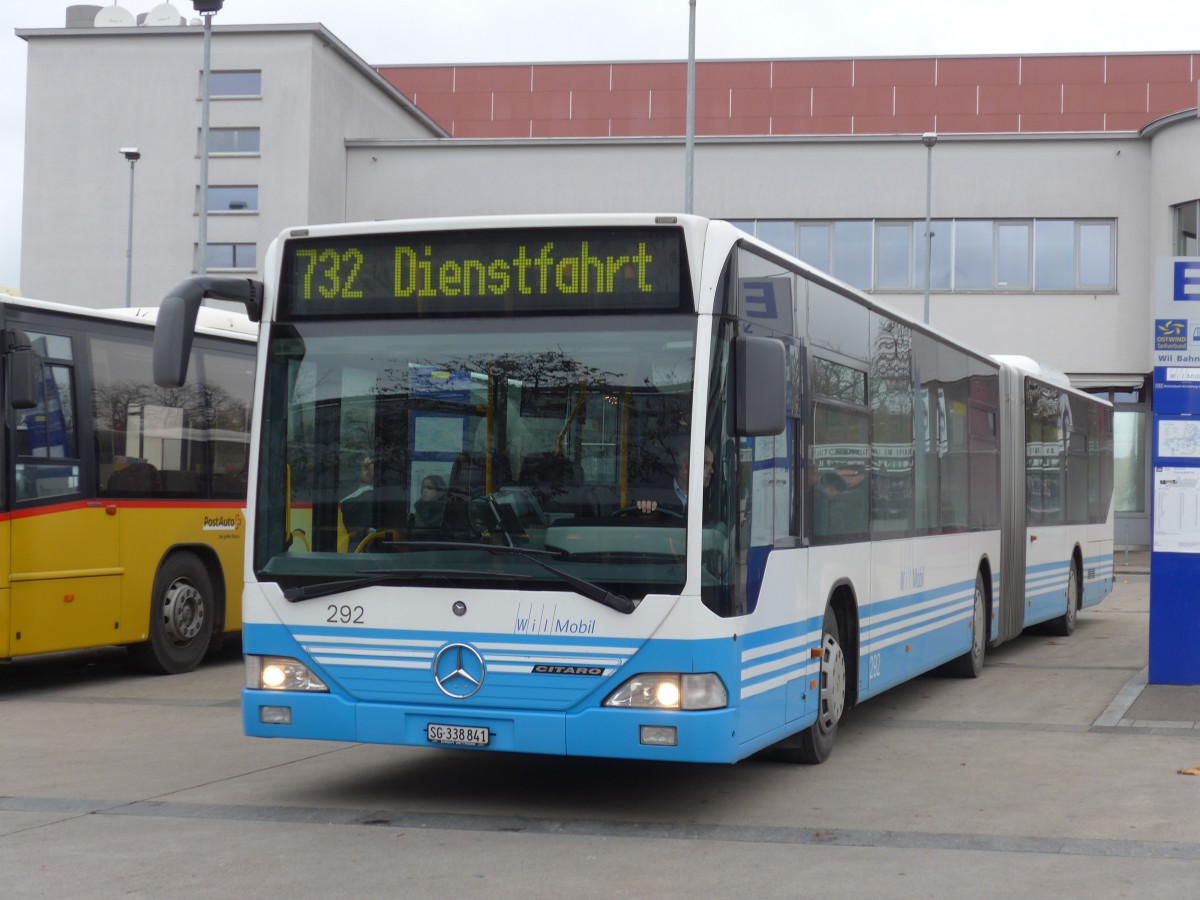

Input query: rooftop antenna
[94,4,135,26]
[143,3,184,26]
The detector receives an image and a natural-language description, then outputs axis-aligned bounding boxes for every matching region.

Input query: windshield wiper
[282,568,533,603]
[284,573,424,602]
[383,541,636,614]
[282,541,637,614]
[507,549,637,614]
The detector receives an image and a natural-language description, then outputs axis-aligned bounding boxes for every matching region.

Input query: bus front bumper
[243,689,750,763]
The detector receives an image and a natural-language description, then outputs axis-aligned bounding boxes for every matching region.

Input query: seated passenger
[409,474,447,529]
[340,456,374,548]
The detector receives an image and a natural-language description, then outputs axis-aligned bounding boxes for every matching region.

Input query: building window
[203,243,257,270]
[205,127,260,154]
[1174,201,1199,256]
[832,221,872,289]
[915,220,952,290]
[875,222,912,289]
[1035,220,1075,289]
[953,221,993,289]
[1087,383,1147,521]
[798,224,832,270]
[204,186,258,213]
[755,220,796,255]
[207,70,261,97]
[1078,222,1115,288]
[734,218,1115,293]
[996,222,1032,289]
[1113,409,1146,515]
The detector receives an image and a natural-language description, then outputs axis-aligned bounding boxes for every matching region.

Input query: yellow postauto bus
[1,293,255,673]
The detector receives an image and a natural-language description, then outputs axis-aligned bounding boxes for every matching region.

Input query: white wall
[19,25,439,308]
[344,133,1155,377]
[18,24,1193,386]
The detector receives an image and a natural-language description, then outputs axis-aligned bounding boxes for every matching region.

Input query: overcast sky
[3,0,1200,291]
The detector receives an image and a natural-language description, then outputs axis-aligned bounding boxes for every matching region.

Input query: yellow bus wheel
[129,553,216,675]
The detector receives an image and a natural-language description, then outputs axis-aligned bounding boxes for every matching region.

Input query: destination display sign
[279,227,690,318]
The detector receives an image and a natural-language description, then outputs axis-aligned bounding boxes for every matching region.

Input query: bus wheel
[1047,558,1079,637]
[129,554,215,675]
[794,607,846,764]
[945,570,987,678]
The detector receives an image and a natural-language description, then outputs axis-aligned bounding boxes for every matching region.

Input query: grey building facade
[18,19,1200,547]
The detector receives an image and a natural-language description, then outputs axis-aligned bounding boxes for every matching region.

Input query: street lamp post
[120,147,141,308]
[684,0,696,214]
[193,0,224,276]
[922,131,937,324]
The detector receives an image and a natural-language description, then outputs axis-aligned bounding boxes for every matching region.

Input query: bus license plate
[427,723,490,746]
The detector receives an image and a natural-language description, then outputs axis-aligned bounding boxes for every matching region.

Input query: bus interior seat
[519,451,597,517]
[106,461,161,496]
[158,470,200,495]
[448,451,511,498]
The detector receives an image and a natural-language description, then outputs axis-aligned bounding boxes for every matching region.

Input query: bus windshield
[255,314,701,601]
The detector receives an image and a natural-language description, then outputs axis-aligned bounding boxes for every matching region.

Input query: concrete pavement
[1108,548,1200,732]
[3,567,1200,898]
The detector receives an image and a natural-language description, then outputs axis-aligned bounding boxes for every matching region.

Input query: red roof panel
[375,53,1200,139]
[532,64,611,92]
[1021,55,1106,85]
[452,65,532,93]
[979,83,1062,116]
[1064,82,1147,115]
[1020,111,1106,132]
[855,57,936,87]
[611,62,686,90]
[813,85,893,117]
[1105,53,1192,83]
[772,59,855,88]
[696,61,771,89]
[937,56,1021,87]
[896,84,977,116]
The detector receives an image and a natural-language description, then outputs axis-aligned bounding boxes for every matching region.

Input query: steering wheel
[611,505,683,519]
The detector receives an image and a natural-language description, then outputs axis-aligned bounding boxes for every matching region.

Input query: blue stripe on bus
[242,549,1115,761]
[738,617,822,701]
[243,622,778,762]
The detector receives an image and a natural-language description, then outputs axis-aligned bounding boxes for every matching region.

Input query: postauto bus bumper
[242,688,747,763]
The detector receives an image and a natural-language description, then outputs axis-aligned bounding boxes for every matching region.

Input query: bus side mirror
[154,292,200,387]
[8,342,37,410]
[153,275,263,387]
[734,334,786,436]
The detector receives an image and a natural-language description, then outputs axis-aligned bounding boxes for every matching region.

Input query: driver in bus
[635,443,714,515]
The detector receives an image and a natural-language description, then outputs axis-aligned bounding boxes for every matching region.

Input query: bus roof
[0,293,256,341]
[991,354,1073,390]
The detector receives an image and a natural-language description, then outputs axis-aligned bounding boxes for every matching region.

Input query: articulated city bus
[1,294,255,673]
[153,214,1113,762]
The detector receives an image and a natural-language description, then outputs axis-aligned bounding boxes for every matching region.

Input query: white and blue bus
[153,214,1113,763]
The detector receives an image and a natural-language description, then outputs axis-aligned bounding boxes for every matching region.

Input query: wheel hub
[162,579,205,644]
[818,634,846,732]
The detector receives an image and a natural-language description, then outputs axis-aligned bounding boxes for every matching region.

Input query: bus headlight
[603,673,727,710]
[245,655,329,692]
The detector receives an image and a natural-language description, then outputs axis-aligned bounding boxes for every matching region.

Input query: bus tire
[1047,557,1080,637]
[128,553,215,675]
[786,607,846,764]
[945,569,987,679]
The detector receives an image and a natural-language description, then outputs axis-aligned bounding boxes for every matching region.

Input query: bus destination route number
[280,227,687,317]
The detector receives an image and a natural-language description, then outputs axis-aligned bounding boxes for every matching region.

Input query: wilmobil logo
[203,512,244,534]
